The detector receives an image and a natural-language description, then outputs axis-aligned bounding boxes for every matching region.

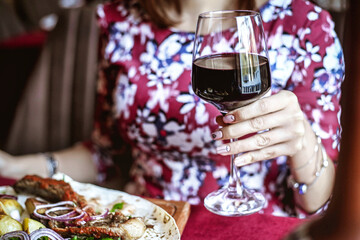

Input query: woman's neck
[171,0,238,32]
[171,0,267,32]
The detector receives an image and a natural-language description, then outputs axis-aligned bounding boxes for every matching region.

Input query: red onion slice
[35,201,76,210]
[45,206,75,219]
[30,228,65,240]
[0,231,30,240]
[0,194,18,200]
[46,209,86,222]
[34,201,77,220]
[89,208,109,221]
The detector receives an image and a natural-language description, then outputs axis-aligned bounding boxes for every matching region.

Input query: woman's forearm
[288,119,336,213]
[2,143,97,183]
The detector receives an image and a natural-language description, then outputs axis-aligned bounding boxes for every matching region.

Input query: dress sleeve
[288,6,345,163]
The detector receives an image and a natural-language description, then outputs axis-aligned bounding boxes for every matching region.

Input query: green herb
[110,202,124,212]
[71,236,78,240]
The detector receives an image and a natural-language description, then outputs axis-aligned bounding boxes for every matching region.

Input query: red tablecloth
[0,177,304,239]
[181,204,304,240]
[0,176,16,186]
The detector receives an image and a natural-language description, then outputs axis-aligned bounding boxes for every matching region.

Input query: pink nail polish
[212,131,223,140]
[216,145,230,154]
[223,114,235,123]
[234,155,251,166]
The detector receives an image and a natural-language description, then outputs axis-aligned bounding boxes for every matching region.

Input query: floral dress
[89,0,345,217]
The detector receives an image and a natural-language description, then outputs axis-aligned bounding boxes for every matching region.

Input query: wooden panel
[148,198,191,235]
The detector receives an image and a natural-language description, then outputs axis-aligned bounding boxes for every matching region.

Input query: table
[181,205,304,240]
[0,176,304,240]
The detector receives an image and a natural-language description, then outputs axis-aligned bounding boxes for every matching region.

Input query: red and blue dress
[89,0,345,217]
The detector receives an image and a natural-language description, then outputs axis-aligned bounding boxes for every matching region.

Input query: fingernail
[223,114,235,123]
[212,131,223,140]
[216,145,231,154]
[234,155,251,166]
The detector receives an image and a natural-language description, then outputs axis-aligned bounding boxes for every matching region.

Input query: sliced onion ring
[30,228,65,240]
[45,206,75,219]
[89,208,109,221]
[35,201,76,210]
[46,208,86,222]
[0,194,18,200]
[34,201,77,220]
[0,231,30,240]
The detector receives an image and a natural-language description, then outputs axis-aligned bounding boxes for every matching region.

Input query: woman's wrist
[288,119,319,172]
[291,136,320,171]
[1,154,48,179]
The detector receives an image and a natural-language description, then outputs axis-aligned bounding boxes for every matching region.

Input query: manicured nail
[216,145,231,154]
[234,155,251,166]
[212,131,223,140]
[223,114,235,123]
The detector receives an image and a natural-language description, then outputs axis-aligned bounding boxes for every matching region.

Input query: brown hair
[129,0,255,29]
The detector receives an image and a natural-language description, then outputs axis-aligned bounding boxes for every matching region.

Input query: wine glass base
[204,187,266,217]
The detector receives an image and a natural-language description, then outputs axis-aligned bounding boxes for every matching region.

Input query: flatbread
[0,173,180,240]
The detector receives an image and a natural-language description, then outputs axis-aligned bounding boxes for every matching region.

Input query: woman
[0,0,344,217]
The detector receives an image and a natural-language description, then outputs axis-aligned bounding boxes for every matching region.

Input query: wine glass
[192,10,270,216]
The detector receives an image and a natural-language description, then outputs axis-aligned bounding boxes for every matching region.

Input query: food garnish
[110,203,124,212]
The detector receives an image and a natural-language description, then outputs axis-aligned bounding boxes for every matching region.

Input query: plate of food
[0,173,180,240]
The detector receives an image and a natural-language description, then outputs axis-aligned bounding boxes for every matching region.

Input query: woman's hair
[127,0,255,29]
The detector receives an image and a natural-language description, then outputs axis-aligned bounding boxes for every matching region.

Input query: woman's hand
[212,90,335,213]
[212,90,312,167]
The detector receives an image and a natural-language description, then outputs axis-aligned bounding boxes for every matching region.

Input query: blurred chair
[0,0,26,41]
[0,31,45,149]
[2,2,100,155]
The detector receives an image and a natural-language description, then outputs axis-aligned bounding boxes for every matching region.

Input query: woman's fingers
[212,90,306,166]
[213,110,304,140]
[233,140,303,167]
[223,90,299,124]
[216,128,291,155]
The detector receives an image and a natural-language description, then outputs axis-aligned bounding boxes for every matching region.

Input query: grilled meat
[13,175,87,209]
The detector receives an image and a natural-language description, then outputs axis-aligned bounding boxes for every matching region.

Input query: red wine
[192,53,271,112]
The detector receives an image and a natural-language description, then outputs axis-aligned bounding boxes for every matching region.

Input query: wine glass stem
[228,138,244,196]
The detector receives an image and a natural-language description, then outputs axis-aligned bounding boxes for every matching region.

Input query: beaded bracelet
[288,141,329,195]
[43,152,58,178]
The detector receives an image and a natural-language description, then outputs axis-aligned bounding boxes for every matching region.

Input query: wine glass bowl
[192,10,270,216]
